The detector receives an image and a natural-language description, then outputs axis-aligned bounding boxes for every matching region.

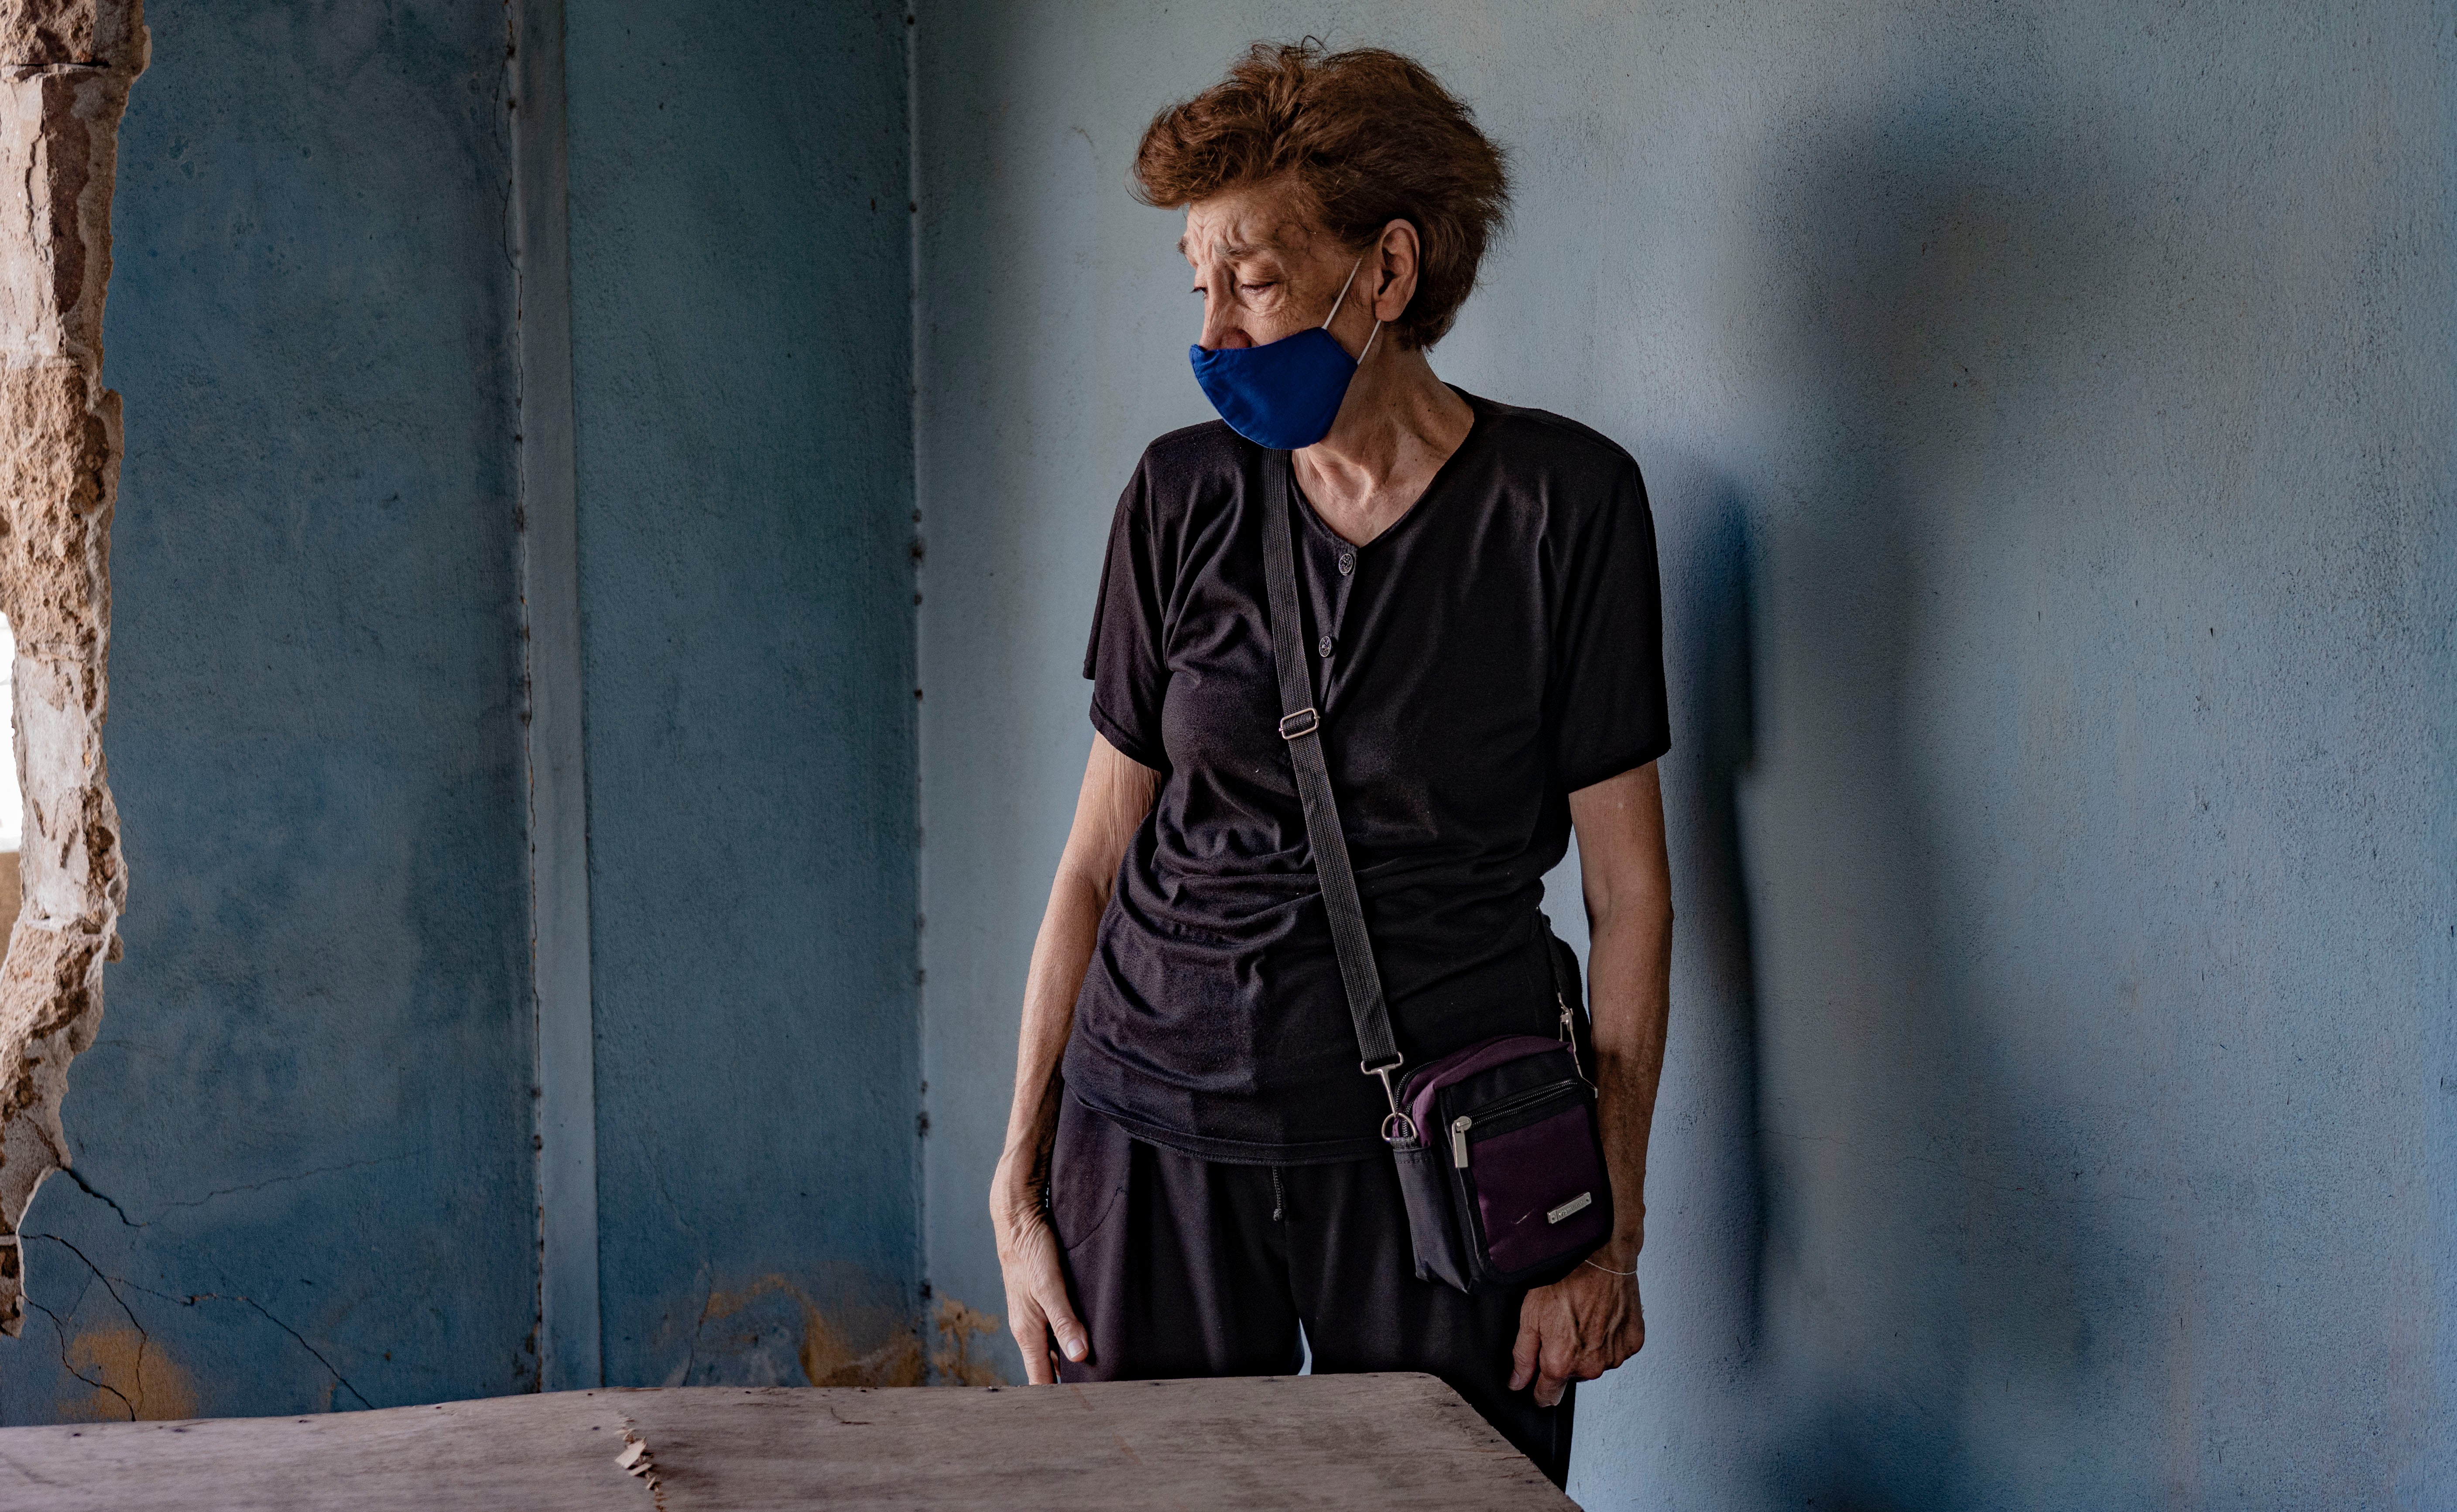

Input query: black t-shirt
[1064,391,1669,1163]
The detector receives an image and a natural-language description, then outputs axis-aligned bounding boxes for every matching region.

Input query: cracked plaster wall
[0,0,538,1420]
[0,0,926,1422]
[0,0,139,1338]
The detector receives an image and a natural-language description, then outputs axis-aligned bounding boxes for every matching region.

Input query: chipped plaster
[0,0,140,1337]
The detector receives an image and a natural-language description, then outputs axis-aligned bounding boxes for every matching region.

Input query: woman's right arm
[990,731,1160,1383]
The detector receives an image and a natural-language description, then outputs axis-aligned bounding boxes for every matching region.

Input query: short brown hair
[1132,41,1509,350]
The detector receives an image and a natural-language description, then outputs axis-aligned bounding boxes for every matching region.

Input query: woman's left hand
[1509,1252,1645,1407]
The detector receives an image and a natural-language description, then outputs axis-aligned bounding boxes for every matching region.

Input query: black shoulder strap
[1258,452,1410,1129]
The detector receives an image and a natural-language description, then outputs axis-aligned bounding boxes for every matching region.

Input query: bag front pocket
[1446,1081,1614,1285]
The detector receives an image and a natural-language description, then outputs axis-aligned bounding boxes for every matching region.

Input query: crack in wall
[27,1232,146,1416]
[28,1225,374,1413]
[55,1156,410,1231]
[182,1294,370,1411]
[24,1296,133,1418]
[145,1156,408,1219]
[55,1161,127,1225]
[0,0,144,1337]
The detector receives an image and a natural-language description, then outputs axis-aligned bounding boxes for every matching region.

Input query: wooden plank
[0,1392,652,1512]
[626,1375,1571,1509]
[0,1373,1574,1510]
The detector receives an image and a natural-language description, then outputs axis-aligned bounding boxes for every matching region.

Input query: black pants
[1049,1095,1574,1487]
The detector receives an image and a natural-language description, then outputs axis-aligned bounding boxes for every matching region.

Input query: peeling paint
[0,0,141,1338]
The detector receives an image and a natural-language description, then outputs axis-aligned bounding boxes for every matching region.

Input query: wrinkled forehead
[1178,182,1324,268]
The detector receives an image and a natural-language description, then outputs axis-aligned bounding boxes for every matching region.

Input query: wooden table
[0,1372,1575,1509]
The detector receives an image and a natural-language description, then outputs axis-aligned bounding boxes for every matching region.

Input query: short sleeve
[1082,460,1169,771]
[1549,461,1671,791]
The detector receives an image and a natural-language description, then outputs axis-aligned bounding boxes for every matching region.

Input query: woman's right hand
[992,1160,1090,1383]
[988,736,1155,1385]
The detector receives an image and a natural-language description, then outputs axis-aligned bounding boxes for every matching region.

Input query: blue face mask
[1189,259,1383,450]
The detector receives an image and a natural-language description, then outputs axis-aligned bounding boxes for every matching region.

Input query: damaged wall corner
[0,0,143,1336]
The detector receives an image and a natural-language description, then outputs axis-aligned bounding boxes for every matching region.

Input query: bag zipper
[1449,1078,1586,1168]
[1557,991,1586,1081]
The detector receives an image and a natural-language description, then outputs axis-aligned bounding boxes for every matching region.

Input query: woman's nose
[1196,304,1253,352]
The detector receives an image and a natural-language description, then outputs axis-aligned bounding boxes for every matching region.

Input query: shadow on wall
[1655,468,1770,1349]
[1733,100,2148,1509]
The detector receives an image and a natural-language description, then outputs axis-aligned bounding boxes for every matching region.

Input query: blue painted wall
[915,3,2455,1506]
[562,0,921,1386]
[0,0,925,1420]
[0,0,537,1420]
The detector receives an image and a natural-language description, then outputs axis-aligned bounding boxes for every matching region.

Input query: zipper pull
[1558,992,1586,1081]
[1451,1115,1473,1168]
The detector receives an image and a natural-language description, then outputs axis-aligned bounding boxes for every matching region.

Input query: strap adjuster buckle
[1278,708,1320,740]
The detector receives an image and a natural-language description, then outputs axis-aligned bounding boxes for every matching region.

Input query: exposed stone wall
[0,0,141,1335]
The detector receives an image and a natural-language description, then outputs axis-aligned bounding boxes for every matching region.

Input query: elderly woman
[989,42,1672,1485]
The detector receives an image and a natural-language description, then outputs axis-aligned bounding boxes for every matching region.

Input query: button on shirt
[1069,391,1670,1163]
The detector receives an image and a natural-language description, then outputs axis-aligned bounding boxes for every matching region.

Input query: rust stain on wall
[58,1322,195,1420]
[0,0,141,1336]
[929,1296,1003,1386]
[695,1275,922,1388]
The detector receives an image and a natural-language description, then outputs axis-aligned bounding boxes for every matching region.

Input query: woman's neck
[1294,347,1474,547]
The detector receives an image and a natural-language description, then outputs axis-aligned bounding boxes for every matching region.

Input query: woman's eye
[1240,282,1274,296]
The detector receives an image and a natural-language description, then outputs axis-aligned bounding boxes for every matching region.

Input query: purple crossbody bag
[1260,453,1615,1293]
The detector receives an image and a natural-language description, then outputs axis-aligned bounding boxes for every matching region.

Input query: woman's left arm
[1509,760,1673,1408]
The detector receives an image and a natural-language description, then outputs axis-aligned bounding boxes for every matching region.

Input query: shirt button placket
[1319,538,1354,669]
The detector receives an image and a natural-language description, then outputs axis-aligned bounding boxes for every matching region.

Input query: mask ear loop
[1321,257,1384,366]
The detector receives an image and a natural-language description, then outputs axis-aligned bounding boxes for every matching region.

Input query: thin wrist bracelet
[1583,1256,1638,1276]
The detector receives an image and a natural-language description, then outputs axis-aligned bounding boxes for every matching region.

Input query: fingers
[1509,1293,1544,1392]
[1011,1324,1054,1383]
[1535,1352,1611,1409]
[1515,1279,1592,1407]
[1000,1212,1090,1383]
[1007,1296,1088,1382]
[1518,1286,1575,1405]
[1534,1326,1577,1409]
[1039,1273,1091,1369]
[1008,1290,1058,1384]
